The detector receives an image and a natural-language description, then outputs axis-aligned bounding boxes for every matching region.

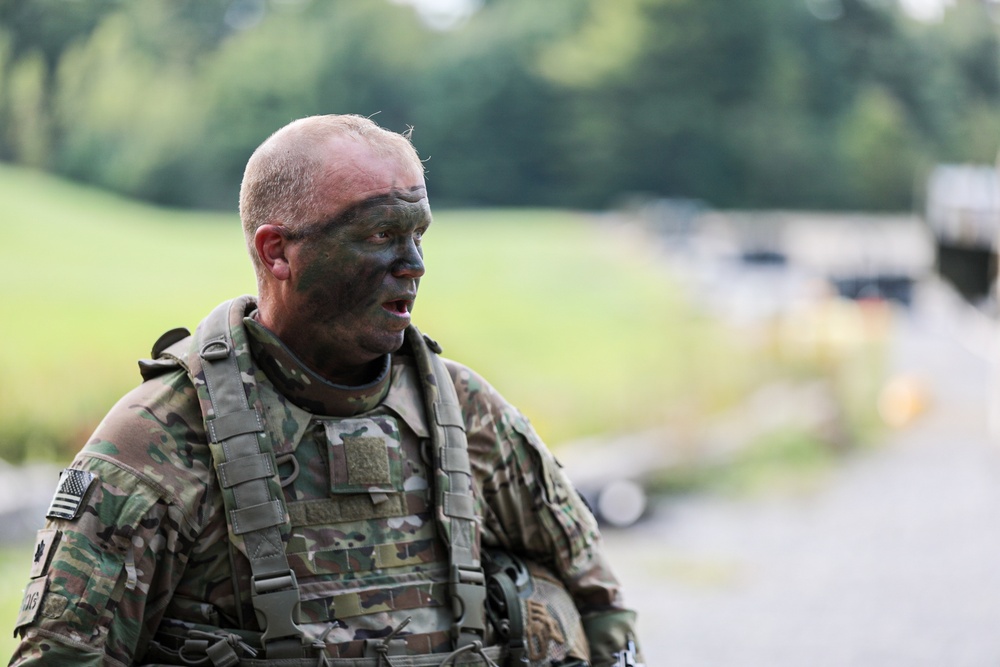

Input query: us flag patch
[46,469,96,520]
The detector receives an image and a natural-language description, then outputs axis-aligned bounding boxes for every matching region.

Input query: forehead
[313,136,426,218]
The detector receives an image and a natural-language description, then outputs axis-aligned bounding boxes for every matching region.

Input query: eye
[369,230,392,243]
[413,226,428,244]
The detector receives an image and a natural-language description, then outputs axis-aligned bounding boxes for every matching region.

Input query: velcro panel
[287,495,407,526]
[207,409,263,443]
[344,436,392,486]
[229,500,285,535]
[433,402,466,430]
[443,492,476,520]
[218,453,274,488]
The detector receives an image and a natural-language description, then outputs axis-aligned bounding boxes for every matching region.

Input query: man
[10,115,641,666]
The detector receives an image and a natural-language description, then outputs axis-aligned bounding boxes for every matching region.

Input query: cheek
[297,252,387,312]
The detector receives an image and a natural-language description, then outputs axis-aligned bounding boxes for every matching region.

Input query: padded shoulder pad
[137,327,193,382]
[137,357,182,381]
[152,327,192,357]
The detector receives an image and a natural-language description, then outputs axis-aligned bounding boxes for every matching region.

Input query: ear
[254,224,292,281]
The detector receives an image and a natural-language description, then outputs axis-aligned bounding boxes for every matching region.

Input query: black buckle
[251,571,304,654]
[451,565,487,647]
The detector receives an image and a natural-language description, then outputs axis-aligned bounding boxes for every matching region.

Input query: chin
[364,330,407,357]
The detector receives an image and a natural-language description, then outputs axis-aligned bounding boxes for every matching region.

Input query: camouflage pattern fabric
[9,297,639,667]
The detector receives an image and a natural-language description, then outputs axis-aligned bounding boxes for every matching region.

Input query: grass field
[1,163,764,462]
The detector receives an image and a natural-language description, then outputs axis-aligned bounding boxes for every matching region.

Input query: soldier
[10,115,642,667]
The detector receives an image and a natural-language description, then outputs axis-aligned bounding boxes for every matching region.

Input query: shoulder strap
[193,297,307,659]
[405,326,488,649]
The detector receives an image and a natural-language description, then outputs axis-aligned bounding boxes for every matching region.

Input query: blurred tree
[4,49,48,167]
[839,84,927,209]
[188,0,436,208]
[51,12,198,200]
[916,0,1000,162]
[0,0,997,211]
[538,0,781,207]
[410,0,576,206]
[0,0,117,70]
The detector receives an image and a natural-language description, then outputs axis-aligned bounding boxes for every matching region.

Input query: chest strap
[406,327,488,649]
[196,297,306,659]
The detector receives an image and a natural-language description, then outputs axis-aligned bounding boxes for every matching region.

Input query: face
[278,139,431,381]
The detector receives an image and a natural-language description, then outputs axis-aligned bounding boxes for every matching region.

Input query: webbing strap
[218,453,275,488]
[197,298,306,659]
[406,326,487,650]
[208,409,264,443]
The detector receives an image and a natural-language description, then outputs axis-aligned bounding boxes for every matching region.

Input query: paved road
[601,280,1000,666]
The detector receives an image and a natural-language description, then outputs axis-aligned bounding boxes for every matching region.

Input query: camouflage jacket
[10,298,637,667]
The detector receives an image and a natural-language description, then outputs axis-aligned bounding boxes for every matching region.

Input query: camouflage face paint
[281,187,432,384]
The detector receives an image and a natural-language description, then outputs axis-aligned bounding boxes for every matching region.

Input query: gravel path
[601,281,1000,666]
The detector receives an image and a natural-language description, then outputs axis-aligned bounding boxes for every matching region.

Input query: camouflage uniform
[10,298,638,666]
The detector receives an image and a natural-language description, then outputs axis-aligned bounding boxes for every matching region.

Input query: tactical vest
[137,297,588,667]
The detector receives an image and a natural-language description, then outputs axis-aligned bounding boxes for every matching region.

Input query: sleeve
[447,360,642,666]
[9,374,209,666]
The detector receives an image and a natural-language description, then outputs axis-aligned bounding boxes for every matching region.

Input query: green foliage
[0,0,998,211]
[0,164,255,461]
[4,49,48,167]
[839,85,929,210]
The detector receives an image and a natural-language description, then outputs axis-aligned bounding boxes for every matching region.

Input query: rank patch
[46,469,96,520]
[29,529,59,579]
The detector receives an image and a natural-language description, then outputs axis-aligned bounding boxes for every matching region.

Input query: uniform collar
[243,313,391,417]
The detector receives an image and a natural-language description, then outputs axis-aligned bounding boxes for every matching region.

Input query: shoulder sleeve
[444,359,642,665]
[9,370,214,666]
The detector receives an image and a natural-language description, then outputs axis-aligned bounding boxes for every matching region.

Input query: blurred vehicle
[925,163,1000,305]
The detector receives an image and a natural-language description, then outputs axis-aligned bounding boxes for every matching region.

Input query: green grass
[2,164,257,460]
[1,164,765,461]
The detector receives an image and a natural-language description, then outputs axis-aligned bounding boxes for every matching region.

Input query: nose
[391,239,425,280]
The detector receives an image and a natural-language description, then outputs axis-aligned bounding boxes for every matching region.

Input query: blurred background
[3,0,1000,664]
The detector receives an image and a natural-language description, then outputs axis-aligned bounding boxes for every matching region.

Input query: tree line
[0,0,998,212]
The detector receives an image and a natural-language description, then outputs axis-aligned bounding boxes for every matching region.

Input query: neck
[244,315,391,417]
[254,299,381,387]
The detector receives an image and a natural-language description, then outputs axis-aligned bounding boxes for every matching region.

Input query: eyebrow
[285,188,428,240]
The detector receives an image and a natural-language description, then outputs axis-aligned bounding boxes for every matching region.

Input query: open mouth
[383,299,411,315]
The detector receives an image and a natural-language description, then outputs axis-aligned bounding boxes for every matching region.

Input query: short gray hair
[239,114,423,282]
